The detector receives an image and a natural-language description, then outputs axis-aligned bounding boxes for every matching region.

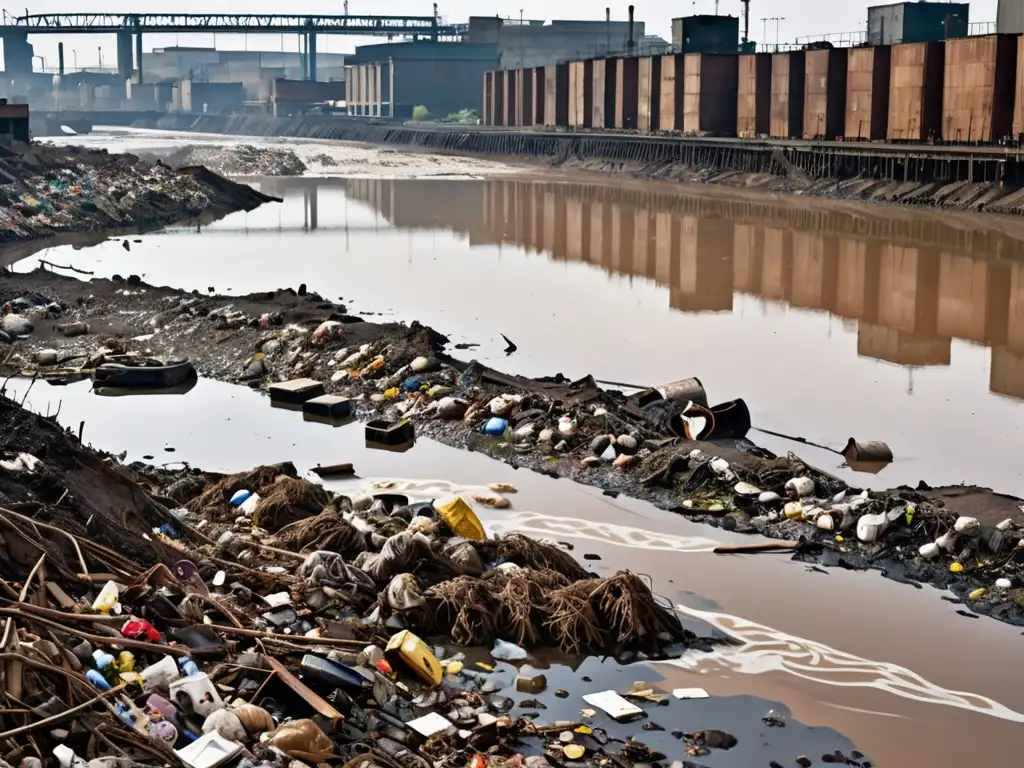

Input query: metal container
[592,58,610,128]
[845,47,891,140]
[887,41,944,141]
[615,56,640,130]
[683,53,739,136]
[638,56,661,132]
[659,54,683,131]
[804,49,848,139]
[737,53,771,138]
[770,51,805,138]
[943,34,1017,142]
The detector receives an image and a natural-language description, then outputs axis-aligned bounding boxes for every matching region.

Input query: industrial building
[671,15,740,54]
[999,0,1024,33]
[483,5,1024,146]
[465,16,647,70]
[867,1,969,45]
[345,41,497,119]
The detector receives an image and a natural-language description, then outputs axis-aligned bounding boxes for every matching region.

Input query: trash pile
[0,142,274,246]
[0,387,722,768]
[4,270,1024,628]
[168,145,308,177]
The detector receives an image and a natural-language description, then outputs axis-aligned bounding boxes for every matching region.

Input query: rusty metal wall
[804,49,848,139]
[544,64,557,127]
[1015,36,1024,135]
[592,58,608,128]
[944,34,1018,142]
[637,56,661,132]
[534,67,546,125]
[555,63,570,127]
[682,53,739,136]
[522,68,534,126]
[615,57,640,129]
[770,51,805,138]
[888,41,944,141]
[658,54,682,131]
[494,69,505,126]
[483,71,493,125]
[568,61,581,127]
[737,53,771,138]
[505,70,518,127]
[845,47,891,140]
[583,60,595,129]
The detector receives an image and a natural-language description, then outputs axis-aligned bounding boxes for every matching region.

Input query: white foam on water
[665,604,1024,724]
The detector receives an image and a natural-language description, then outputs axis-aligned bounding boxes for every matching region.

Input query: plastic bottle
[92,650,116,670]
[92,581,120,615]
[86,669,111,691]
[178,658,201,677]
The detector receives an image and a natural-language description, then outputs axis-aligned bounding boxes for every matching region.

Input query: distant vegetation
[411,105,430,121]
[447,109,478,124]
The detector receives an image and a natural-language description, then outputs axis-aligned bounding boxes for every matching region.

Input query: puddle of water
[3,376,1024,767]
[14,172,1024,497]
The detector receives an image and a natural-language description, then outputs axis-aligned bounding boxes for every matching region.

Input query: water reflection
[340,177,1024,403]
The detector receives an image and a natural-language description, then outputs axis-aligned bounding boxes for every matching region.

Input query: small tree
[411,105,430,121]
[447,108,478,124]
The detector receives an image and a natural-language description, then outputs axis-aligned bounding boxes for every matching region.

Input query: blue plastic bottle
[178,658,200,677]
[86,669,111,691]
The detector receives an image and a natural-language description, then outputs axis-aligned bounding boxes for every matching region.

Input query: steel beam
[3,13,451,38]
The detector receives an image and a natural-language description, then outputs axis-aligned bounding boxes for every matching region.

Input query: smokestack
[57,41,64,75]
[627,5,635,51]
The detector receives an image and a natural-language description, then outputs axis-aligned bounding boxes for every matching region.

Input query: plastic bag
[491,639,528,661]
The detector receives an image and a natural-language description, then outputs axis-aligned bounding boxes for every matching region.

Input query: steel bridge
[0,12,462,82]
[0,13,459,37]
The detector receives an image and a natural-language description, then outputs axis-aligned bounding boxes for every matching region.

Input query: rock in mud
[694,730,737,750]
[615,434,638,454]
[437,397,468,420]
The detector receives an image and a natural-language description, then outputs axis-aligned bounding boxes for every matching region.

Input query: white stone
[758,491,781,503]
[995,578,1012,590]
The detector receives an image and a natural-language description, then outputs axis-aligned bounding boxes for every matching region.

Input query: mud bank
[3,266,1024,631]
[0,141,276,250]
[146,114,1024,215]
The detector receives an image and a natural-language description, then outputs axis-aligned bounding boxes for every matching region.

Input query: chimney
[627,5,635,51]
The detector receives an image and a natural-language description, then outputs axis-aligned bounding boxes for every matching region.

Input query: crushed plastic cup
[92,580,120,615]
[491,638,528,661]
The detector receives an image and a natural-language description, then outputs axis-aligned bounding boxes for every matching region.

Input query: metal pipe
[627,5,635,52]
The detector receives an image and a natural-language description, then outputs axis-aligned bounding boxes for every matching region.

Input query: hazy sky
[11,0,1004,68]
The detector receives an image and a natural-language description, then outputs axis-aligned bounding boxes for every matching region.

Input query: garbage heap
[0,142,274,246]
[0,393,697,768]
[168,145,308,177]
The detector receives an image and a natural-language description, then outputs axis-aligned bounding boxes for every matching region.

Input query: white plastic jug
[170,672,224,717]
[856,513,888,543]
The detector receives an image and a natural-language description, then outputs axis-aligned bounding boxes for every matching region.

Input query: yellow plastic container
[385,630,442,686]
[435,496,486,541]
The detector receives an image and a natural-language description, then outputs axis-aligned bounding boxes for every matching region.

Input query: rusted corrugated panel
[534,68,546,125]
[615,57,639,129]
[682,53,738,135]
[737,53,771,138]
[658,54,681,131]
[638,56,657,132]
[583,60,595,128]
[494,70,506,126]
[845,47,891,140]
[555,63,570,127]
[888,42,944,141]
[567,61,579,127]
[592,59,607,128]
[505,70,518,127]
[544,65,557,127]
[483,71,491,125]
[522,68,534,126]
[1015,37,1024,136]
[804,49,848,139]
[944,35,1018,143]
[770,52,805,138]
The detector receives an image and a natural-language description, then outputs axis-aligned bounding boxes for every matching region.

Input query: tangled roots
[272,508,366,557]
[252,476,330,532]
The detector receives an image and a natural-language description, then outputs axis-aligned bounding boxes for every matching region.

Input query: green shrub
[411,105,430,121]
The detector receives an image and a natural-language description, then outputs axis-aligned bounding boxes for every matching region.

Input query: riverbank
[3,265,1024,630]
[112,114,1024,215]
[0,140,277,250]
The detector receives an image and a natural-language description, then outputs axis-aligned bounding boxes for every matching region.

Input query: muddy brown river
[16,129,1024,765]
